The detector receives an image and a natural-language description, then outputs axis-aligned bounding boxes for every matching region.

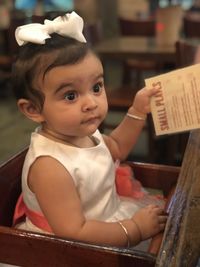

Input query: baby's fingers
[159,223,166,231]
[158,215,168,224]
[147,86,162,97]
[157,214,168,232]
[157,208,167,215]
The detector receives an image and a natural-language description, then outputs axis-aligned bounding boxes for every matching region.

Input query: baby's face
[36,52,108,140]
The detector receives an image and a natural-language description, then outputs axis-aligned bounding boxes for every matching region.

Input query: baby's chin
[85,126,99,136]
[80,125,99,137]
[83,120,102,133]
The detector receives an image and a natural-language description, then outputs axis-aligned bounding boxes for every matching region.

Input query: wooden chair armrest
[126,161,180,196]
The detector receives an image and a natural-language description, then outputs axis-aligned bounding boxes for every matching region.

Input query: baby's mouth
[82,116,100,124]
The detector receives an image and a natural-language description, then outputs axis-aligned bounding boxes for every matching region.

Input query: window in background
[15,0,74,12]
[15,0,36,10]
[159,0,193,10]
[45,0,74,11]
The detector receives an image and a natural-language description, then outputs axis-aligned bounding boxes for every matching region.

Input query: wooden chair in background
[83,20,104,46]
[183,12,200,38]
[118,17,157,88]
[118,17,156,37]
[31,15,45,23]
[175,39,200,66]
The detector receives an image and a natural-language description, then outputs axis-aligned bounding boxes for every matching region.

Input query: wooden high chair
[0,146,180,266]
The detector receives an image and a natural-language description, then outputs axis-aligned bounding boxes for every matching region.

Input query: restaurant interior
[0,0,199,166]
[0,1,200,266]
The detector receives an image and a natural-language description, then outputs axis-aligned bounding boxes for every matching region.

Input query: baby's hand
[132,87,160,115]
[131,204,167,241]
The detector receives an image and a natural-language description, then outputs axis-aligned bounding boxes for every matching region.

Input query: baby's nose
[82,94,98,111]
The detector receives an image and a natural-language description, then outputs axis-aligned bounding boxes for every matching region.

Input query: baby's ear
[17,99,45,123]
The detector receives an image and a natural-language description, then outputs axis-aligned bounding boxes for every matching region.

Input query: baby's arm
[28,156,166,247]
[103,87,159,161]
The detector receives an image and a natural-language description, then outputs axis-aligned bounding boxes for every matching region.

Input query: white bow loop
[15,11,86,46]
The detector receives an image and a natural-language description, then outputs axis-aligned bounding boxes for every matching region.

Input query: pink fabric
[115,165,145,199]
[13,194,53,233]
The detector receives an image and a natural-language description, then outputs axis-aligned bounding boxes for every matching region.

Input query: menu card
[145,63,200,135]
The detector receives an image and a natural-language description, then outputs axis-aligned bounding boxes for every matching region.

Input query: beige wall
[117,0,149,19]
[74,0,100,24]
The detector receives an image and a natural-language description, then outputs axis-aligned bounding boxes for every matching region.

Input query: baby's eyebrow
[54,82,73,94]
[54,73,104,94]
[96,74,104,79]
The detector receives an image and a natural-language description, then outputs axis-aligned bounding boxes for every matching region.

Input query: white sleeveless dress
[19,129,145,233]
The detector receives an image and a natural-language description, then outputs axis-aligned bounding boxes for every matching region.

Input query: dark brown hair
[12,33,91,110]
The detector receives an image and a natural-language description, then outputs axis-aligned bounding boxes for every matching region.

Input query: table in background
[95,36,176,64]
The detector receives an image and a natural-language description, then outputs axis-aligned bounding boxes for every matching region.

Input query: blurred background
[0,0,199,165]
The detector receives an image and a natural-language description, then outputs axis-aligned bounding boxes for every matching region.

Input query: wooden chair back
[0,147,180,266]
[83,20,103,46]
[183,13,200,38]
[175,39,200,67]
[31,15,45,24]
[118,17,156,37]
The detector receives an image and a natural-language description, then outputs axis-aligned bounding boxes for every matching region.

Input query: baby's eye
[92,82,103,94]
[64,91,78,101]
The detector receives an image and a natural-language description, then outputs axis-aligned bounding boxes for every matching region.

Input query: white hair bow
[15,11,87,46]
